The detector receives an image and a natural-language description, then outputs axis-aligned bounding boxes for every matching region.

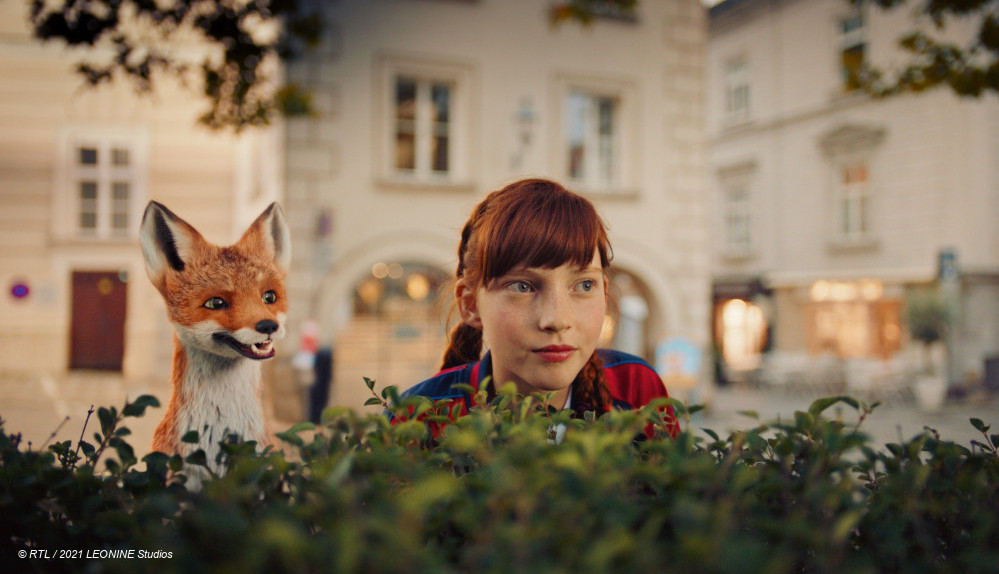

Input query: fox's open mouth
[213,333,275,360]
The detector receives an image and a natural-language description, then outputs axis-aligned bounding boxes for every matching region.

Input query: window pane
[395,77,416,120]
[395,134,416,171]
[566,92,588,179]
[112,148,130,167]
[597,97,615,183]
[79,181,98,231]
[80,181,97,200]
[598,97,614,135]
[394,77,417,171]
[432,136,449,173]
[842,45,865,90]
[840,13,865,91]
[79,147,98,166]
[432,83,451,173]
[112,182,130,233]
[432,83,450,123]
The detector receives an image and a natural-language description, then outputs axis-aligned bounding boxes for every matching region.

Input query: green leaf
[97,407,115,437]
[325,453,354,489]
[122,395,160,417]
[453,383,475,395]
[181,430,200,444]
[364,397,384,407]
[794,411,815,432]
[970,418,989,433]
[808,396,860,416]
[79,440,96,458]
[364,377,376,390]
[285,421,316,434]
[185,450,208,467]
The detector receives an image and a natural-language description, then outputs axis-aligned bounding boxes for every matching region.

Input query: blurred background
[1,0,996,452]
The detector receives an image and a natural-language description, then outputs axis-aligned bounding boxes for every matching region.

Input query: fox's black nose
[256,320,279,335]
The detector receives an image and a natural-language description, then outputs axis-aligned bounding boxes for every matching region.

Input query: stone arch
[313,230,454,410]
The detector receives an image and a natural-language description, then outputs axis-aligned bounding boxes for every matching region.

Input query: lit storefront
[803,279,901,360]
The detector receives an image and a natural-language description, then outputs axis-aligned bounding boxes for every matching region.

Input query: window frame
[723,56,750,125]
[716,161,757,258]
[53,128,148,241]
[833,160,871,245]
[376,54,475,189]
[552,73,638,196]
[838,8,867,91]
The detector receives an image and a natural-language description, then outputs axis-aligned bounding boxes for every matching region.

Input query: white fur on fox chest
[171,347,267,473]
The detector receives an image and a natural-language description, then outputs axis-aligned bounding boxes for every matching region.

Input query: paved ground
[2,371,996,460]
[696,384,998,449]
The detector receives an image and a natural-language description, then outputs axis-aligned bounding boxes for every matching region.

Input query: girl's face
[457,250,607,408]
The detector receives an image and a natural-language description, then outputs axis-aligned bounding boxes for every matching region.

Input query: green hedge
[2,385,998,573]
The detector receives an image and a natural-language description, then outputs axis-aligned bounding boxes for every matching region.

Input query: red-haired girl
[401,178,679,439]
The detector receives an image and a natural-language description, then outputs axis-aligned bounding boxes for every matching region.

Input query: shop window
[806,280,901,358]
[717,298,767,371]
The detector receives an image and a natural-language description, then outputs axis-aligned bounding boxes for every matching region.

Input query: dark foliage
[2,386,997,573]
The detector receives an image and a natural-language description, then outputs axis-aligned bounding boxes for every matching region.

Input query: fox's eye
[203,297,228,310]
[262,290,278,304]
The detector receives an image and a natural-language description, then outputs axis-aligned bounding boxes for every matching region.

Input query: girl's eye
[203,297,228,310]
[578,280,596,292]
[262,290,278,304]
[506,281,533,294]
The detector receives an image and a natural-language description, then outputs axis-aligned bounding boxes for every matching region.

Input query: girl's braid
[571,352,613,416]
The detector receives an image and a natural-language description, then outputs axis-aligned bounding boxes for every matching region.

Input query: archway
[332,260,450,410]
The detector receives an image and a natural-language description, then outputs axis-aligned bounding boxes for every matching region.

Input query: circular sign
[10,281,30,300]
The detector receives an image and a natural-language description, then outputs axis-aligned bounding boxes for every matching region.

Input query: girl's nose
[538,290,571,332]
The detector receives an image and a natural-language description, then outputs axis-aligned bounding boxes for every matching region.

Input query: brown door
[70,271,127,371]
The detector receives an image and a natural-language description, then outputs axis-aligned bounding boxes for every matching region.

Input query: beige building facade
[281,0,711,410]
[0,2,283,383]
[0,0,711,420]
[708,0,999,392]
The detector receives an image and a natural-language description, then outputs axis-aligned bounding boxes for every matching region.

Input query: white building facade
[281,0,711,410]
[708,0,999,392]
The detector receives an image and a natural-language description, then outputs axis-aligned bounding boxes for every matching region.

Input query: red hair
[441,179,614,414]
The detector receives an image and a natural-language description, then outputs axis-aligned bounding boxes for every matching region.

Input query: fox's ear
[140,201,205,289]
[238,203,291,274]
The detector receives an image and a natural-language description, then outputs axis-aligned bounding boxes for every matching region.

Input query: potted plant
[906,286,951,412]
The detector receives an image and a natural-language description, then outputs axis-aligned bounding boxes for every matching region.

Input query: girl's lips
[534,345,576,362]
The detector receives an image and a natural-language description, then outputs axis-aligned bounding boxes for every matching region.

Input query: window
[835,163,870,243]
[724,57,750,123]
[724,186,752,253]
[717,161,756,256]
[565,91,618,189]
[718,298,767,371]
[807,280,901,359]
[379,55,473,187]
[393,77,452,175]
[556,75,635,195]
[839,11,866,91]
[818,123,884,249]
[65,136,143,239]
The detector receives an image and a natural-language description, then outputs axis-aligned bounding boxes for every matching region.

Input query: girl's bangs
[481,188,610,282]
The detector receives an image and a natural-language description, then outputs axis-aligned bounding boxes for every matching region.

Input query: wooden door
[70,271,127,371]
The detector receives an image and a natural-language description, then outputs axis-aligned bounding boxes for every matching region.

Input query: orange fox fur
[140,201,290,488]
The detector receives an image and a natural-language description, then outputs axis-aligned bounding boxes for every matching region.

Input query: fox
[140,201,291,489]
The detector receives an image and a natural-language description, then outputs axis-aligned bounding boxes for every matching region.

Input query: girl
[401,178,679,438]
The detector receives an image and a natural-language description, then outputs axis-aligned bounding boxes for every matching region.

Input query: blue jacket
[399,349,679,438]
